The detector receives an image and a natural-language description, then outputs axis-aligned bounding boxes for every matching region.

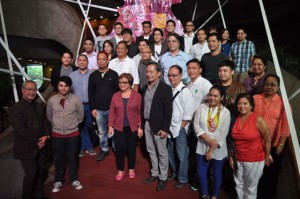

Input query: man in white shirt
[82,38,98,70]
[190,28,210,61]
[150,28,168,62]
[108,41,140,91]
[94,24,111,52]
[186,59,212,109]
[167,65,195,188]
[133,39,156,66]
[110,22,123,50]
[181,20,197,54]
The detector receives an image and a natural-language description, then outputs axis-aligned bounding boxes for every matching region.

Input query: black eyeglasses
[24,87,37,92]
[167,74,180,78]
[118,82,129,85]
[264,83,278,87]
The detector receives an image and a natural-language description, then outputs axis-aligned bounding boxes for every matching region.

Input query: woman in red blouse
[254,74,290,199]
[230,93,271,199]
[108,73,143,180]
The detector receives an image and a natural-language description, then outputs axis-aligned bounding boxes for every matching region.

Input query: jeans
[95,109,109,151]
[79,104,93,151]
[167,128,189,183]
[114,127,138,170]
[197,154,226,197]
[52,136,80,182]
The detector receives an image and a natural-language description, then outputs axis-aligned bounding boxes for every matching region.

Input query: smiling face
[118,77,131,92]
[58,81,71,97]
[166,21,175,33]
[187,62,202,81]
[22,82,37,102]
[237,29,247,42]
[251,58,266,76]
[77,55,88,70]
[142,23,151,35]
[237,97,253,115]
[264,76,279,98]
[222,30,229,41]
[61,53,72,67]
[218,66,234,83]
[104,42,113,54]
[168,67,182,88]
[141,47,152,60]
[146,64,161,83]
[122,33,132,43]
[208,88,223,108]
[97,53,108,70]
[138,41,148,52]
[153,30,162,43]
[207,35,219,51]
[116,43,128,58]
[167,35,180,52]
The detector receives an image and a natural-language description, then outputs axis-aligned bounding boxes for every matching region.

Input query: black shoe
[167,173,176,181]
[156,180,166,191]
[173,181,187,188]
[143,175,158,184]
[96,151,109,161]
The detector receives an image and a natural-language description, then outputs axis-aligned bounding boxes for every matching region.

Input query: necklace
[207,104,222,132]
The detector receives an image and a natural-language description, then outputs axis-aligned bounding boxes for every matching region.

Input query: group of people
[10,18,291,199]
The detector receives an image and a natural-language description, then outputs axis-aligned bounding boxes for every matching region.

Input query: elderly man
[10,80,49,199]
[142,62,173,191]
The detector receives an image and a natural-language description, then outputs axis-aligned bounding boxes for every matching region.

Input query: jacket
[46,93,84,135]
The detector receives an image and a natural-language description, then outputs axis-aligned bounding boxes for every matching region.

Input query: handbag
[88,122,100,147]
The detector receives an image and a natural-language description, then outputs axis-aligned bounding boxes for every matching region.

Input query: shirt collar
[184,33,194,38]
[173,82,185,91]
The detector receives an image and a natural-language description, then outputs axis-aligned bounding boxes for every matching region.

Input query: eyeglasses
[118,82,129,85]
[167,74,180,78]
[23,87,37,92]
[264,83,278,87]
[186,24,194,27]
[143,26,151,28]
[167,40,178,44]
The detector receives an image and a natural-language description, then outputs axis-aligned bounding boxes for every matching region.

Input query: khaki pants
[233,71,249,84]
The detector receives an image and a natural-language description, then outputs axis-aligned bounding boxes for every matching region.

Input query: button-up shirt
[229,39,256,73]
[190,41,210,61]
[160,50,192,85]
[69,69,91,103]
[183,33,195,54]
[143,79,160,119]
[170,82,195,138]
[186,75,212,110]
[82,51,98,70]
[108,56,140,85]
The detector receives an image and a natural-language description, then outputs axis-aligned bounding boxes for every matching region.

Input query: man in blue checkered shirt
[229,28,256,83]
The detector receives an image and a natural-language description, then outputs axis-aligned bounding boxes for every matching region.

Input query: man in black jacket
[10,80,49,199]
[142,62,172,191]
[50,50,77,92]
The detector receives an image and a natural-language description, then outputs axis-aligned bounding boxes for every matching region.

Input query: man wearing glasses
[181,20,197,54]
[10,80,49,199]
[160,33,192,85]
[136,21,154,45]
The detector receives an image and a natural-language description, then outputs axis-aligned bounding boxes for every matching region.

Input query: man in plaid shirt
[229,28,256,83]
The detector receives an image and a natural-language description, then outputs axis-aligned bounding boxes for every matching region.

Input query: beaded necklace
[207,104,222,132]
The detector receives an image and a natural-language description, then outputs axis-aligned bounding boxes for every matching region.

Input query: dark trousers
[52,135,80,182]
[20,149,46,199]
[114,127,138,171]
[257,147,283,199]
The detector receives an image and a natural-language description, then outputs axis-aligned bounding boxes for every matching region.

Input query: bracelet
[279,143,285,148]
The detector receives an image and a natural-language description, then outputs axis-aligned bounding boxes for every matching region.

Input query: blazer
[10,98,47,159]
[50,64,77,92]
[141,81,173,134]
[136,34,154,45]
[108,90,142,132]
[150,42,169,58]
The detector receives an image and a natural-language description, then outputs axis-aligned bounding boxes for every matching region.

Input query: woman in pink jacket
[108,73,143,180]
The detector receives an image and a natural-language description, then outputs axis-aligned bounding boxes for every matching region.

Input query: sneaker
[86,148,97,155]
[96,151,109,161]
[78,150,84,158]
[52,182,62,193]
[72,180,83,190]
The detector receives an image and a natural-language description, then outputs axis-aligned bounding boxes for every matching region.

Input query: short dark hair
[117,41,128,50]
[98,24,107,29]
[58,76,72,87]
[196,28,206,36]
[138,39,150,46]
[218,60,235,70]
[146,61,161,73]
[185,20,194,25]
[207,33,221,41]
[121,28,132,36]
[119,73,133,87]
[77,54,88,60]
[264,74,280,86]
[252,54,267,66]
[97,51,108,59]
[235,93,255,112]
[114,22,123,28]
[103,40,114,54]
[187,58,202,68]
[84,37,95,45]
[237,28,247,34]
[153,28,163,37]
[142,21,152,28]
[169,65,182,74]
[209,85,225,97]
[167,32,181,43]
[166,19,176,27]
[62,50,73,59]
